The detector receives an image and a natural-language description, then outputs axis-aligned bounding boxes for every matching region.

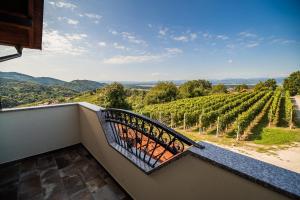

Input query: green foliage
[234,92,272,134]
[285,91,294,126]
[145,81,178,105]
[0,78,78,108]
[126,89,147,110]
[99,82,130,109]
[253,81,266,91]
[264,79,277,90]
[234,84,248,92]
[0,71,105,92]
[254,79,277,91]
[253,127,300,145]
[283,71,300,96]
[64,80,105,92]
[211,84,228,94]
[218,92,267,130]
[179,80,212,98]
[268,88,282,125]
[141,92,256,128]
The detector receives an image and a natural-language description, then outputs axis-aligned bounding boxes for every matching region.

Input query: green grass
[253,127,300,145]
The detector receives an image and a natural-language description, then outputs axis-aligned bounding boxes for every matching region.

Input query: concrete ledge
[189,142,300,199]
[0,103,78,113]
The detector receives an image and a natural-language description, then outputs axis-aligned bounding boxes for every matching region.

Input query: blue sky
[0,0,299,81]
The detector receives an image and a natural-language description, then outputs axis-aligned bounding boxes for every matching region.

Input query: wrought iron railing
[103,108,204,168]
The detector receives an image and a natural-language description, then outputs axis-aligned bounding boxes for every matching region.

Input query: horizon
[0,0,299,81]
[0,70,287,83]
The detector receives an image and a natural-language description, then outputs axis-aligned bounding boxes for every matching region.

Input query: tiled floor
[0,144,132,200]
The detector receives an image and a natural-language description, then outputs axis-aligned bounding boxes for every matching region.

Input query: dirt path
[205,141,300,173]
[292,95,300,124]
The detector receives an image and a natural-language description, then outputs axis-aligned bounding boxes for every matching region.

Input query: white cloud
[65,33,87,40]
[202,33,212,39]
[113,42,127,50]
[190,33,197,40]
[98,42,106,47]
[216,35,229,40]
[165,48,183,54]
[79,13,102,24]
[48,1,77,9]
[246,42,259,48]
[227,59,233,64]
[173,35,189,42]
[43,30,87,55]
[120,32,147,45]
[58,17,79,25]
[270,38,297,45]
[84,13,102,20]
[103,48,181,64]
[110,30,118,35]
[103,55,161,64]
[239,31,257,38]
[159,27,168,36]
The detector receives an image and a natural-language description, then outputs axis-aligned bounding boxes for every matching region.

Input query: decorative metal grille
[103,108,204,168]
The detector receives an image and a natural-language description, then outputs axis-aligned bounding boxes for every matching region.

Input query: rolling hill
[0,78,78,108]
[0,71,105,92]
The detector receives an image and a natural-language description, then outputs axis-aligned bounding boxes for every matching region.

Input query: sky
[0,0,299,82]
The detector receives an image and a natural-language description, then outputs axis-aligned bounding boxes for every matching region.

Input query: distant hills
[0,71,105,92]
[0,78,78,108]
[106,77,285,89]
[0,71,106,108]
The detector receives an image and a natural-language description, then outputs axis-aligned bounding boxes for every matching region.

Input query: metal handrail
[103,108,204,168]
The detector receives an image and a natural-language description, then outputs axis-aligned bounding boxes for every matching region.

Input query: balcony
[1,102,299,200]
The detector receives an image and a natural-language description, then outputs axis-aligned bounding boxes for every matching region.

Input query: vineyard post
[236,123,240,141]
[216,116,220,137]
[183,113,186,130]
[199,114,202,134]
[268,109,272,127]
[289,109,293,129]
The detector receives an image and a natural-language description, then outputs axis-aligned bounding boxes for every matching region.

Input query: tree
[235,84,249,92]
[145,81,178,104]
[126,89,147,110]
[212,84,228,94]
[99,82,130,109]
[253,81,267,91]
[253,79,277,91]
[283,71,300,96]
[179,80,212,98]
[264,79,277,90]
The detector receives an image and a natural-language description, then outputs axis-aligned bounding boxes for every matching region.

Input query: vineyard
[139,89,295,140]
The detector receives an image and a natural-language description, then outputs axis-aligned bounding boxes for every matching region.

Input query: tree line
[94,71,299,110]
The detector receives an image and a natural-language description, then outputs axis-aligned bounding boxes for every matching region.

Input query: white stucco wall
[0,104,80,163]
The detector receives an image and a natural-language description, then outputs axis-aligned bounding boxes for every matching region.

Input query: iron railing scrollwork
[103,108,204,168]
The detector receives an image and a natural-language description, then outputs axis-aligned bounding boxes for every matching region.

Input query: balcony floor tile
[0,144,132,200]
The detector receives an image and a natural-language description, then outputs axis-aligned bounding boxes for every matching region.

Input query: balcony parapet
[1,102,299,199]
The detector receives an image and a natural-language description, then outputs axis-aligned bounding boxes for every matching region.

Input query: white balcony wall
[0,104,80,163]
